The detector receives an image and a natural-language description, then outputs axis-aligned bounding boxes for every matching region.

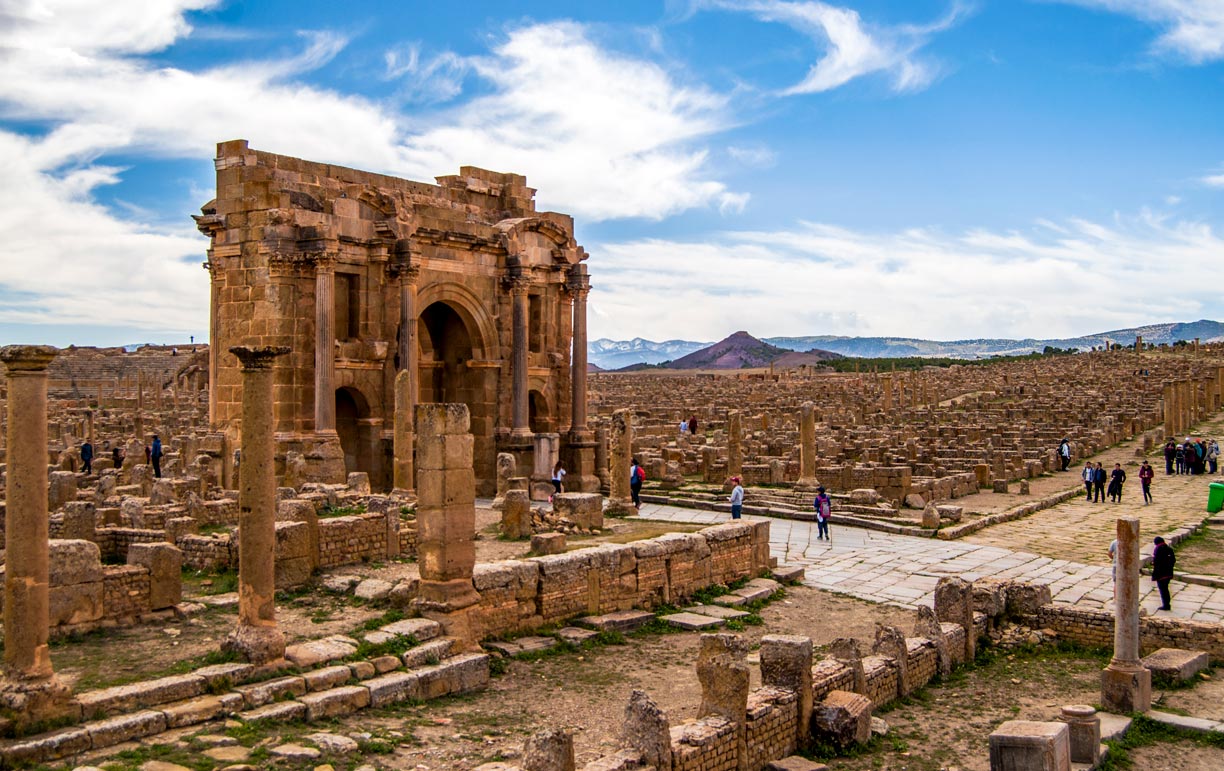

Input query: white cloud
[1203,173,1224,188]
[0,130,207,331]
[394,22,740,220]
[1060,1,1224,62]
[383,43,469,104]
[589,211,1224,341]
[703,0,965,94]
[0,4,750,332]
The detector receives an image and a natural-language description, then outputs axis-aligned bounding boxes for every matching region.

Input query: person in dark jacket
[1107,463,1126,503]
[1164,439,1176,475]
[1138,460,1154,504]
[112,446,123,469]
[1093,462,1107,503]
[1152,536,1176,611]
[151,434,163,478]
[80,441,93,474]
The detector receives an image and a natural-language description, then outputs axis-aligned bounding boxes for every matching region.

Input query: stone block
[285,636,358,668]
[48,580,104,626]
[553,493,603,530]
[234,675,308,708]
[987,720,1071,771]
[765,759,830,771]
[662,612,725,630]
[76,674,205,718]
[303,665,353,692]
[126,542,183,610]
[576,610,655,633]
[48,538,103,586]
[0,726,92,766]
[299,685,371,720]
[1141,648,1209,682]
[531,532,567,554]
[85,709,168,748]
[812,690,872,747]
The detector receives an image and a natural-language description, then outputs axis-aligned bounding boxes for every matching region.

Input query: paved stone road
[637,501,1224,623]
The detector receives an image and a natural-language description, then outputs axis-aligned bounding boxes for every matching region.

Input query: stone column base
[414,579,482,649]
[606,497,637,517]
[222,623,286,666]
[1100,662,1151,714]
[0,674,80,730]
[795,478,821,491]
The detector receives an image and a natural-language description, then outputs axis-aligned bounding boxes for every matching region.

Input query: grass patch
[1099,714,1224,770]
[319,503,368,519]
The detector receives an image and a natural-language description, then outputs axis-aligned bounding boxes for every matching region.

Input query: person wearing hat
[1152,536,1176,611]
[813,485,831,540]
[728,476,744,519]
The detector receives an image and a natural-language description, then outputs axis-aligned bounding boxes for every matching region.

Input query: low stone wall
[97,527,166,562]
[744,687,798,768]
[318,512,391,568]
[470,521,772,638]
[178,533,235,572]
[102,565,152,621]
[1032,604,1224,661]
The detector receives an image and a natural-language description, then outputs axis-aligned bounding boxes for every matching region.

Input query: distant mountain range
[588,319,1224,370]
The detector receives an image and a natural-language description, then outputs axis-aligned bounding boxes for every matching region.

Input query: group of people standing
[677,416,699,435]
[78,434,162,478]
[1163,437,1220,475]
[1081,461,1133,503]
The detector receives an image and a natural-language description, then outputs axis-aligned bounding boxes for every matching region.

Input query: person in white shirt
[551,461,566,500]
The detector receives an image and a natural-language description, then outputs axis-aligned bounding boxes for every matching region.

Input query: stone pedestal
[1101,517,1151,714]
[223,346,289,665]
[0,345,79,728]
[413,404,481,646]
[1058,705,1100,765]
[988,721,1070,771]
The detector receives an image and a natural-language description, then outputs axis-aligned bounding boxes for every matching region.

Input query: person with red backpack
[630,457,645,510]
[813,486,831,540]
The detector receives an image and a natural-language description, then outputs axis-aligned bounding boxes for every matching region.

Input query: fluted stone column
[393,369,414,493]
[314,259,336,434]
[509,276,531,440]
[727,410,743,481]
[224,345,289,665]
[0,346,76,726]
[565,265,598,492]
[1101,517,1151,713]
[607,409,635,515]
[797,401,818,489]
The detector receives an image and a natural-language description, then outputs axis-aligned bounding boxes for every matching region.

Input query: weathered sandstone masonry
[194,140,596,495]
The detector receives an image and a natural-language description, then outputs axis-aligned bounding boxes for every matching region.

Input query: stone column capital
[0,345,58,372]
[312,252,338,273]
[229,346,290,370]
[391,262,422,284]
[506,274,532,296]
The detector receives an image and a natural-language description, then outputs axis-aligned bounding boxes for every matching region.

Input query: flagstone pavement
[636,500,1224,623]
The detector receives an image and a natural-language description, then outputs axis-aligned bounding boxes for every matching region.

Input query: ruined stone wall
[102,565,152,621]
[1032,604,1224,661]
[470,521,773,639]
[670,717,739,771]
[317,512,389,568]
[178,534,235,572]
[744,686,798,768]
[97,527,166,561]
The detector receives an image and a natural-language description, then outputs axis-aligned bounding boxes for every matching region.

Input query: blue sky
[0,0,1221,347]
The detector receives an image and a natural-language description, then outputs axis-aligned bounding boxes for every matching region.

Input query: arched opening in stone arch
[335,386,374,484]
[529,389,552,434]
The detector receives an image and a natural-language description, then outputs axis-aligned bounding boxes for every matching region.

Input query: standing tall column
[207,262,221,427]
[607,409,635,515]
[509,275,531,439]
[1101,517,1151,713]
[1162,382,1175,438]
[569,265,590,435]
[727,410,743,481]
[413,403,480,646]
[224,345,289,665]
[393,263,420,494]
[564,264,598,492]
[0,345,76,726]
[314,258,336,434]
[797,401,818,488]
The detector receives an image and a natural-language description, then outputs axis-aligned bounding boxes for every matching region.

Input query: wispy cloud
[590,210,1224,341]
[702,0,967,94]
[1059,1,1224,62]
[1203,171,1224,188]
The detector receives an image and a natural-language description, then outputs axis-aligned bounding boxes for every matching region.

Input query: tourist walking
[1164,439,1177,475]
[728,476,744,520]
[550,460,566,500]
[1152,536,1176,611]
[813,485,831,540]
[678,418,688,435]
[688,415,698,435]
[151,434,163,478]
[80,440,93,475]
[1209,439,1220,474]
[1093,462,1106,503]
[1082,462,1095,500]
[1058,438,1071,471]
[629,457,644,510]
[1139,460,1154,504]
[112,445,123,469]
[1107,463,1126,503]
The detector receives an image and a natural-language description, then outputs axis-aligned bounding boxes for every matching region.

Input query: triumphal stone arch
[194,140,596,496]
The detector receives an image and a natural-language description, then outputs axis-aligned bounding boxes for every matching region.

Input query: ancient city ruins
[2,144,1224,770]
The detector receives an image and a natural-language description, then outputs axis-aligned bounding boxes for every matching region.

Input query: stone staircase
[0,616,490,768]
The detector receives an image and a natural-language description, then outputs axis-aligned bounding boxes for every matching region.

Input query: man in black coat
[1152,536,1176,611]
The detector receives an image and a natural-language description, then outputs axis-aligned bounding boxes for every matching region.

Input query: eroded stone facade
[195,140,595,494]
